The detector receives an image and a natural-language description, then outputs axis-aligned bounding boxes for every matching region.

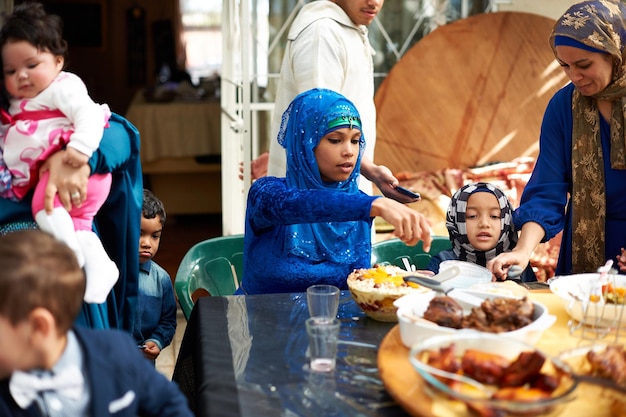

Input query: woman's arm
[40,113,137,212]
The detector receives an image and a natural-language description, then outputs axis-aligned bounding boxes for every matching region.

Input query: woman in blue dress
[489,0,626,278]
[241,88,432,294]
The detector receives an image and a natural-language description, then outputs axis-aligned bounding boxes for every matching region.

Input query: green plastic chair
[175,234,244,320]
[371,236,451,270]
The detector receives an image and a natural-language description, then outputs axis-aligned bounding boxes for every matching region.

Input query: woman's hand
[370,197,432,250]
[616,247,626,272]
[239,151,269,181]
[63,147,90,168]
[39,150,90,213]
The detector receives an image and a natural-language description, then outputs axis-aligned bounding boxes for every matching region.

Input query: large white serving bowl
[438,260,492,289]
[549,273,626,328]
[394,290,556,348]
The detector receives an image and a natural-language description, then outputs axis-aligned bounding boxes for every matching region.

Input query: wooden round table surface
[374,11,569,174]
[377,295,626,417]
[377,326,436,417]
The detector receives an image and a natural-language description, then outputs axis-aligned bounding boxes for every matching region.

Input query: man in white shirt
[260,0,415,202]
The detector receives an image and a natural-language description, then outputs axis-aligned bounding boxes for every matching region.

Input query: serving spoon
[408,354,495,396]
[403,270,484,307]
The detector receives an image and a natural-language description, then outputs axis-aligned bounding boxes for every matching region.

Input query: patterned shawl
[446,182,518,267]
[550,0,626,272]
[277,88,368,263]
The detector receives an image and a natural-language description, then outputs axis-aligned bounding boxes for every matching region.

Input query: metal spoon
[506,265,523,281]
[431,265,461,282]
[403,272,484,307]
[408,354,495,396]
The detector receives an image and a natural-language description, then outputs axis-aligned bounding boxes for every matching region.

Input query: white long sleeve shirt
[268,0,376,194]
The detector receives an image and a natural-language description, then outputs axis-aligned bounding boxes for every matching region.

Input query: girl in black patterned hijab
[427,182,536,282]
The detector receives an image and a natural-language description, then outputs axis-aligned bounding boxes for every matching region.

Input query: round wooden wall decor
[374,12,568,174]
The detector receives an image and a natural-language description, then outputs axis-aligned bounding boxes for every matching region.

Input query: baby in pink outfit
[0,2,117,303]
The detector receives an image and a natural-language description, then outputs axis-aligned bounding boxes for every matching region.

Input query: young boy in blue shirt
[132,189,177,362]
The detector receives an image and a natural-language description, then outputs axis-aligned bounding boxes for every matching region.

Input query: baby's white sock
[34,208,85,266]
[76,230,119,304]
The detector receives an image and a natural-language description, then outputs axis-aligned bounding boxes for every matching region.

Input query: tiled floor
[155,302,186,380]
[152,213,222,380]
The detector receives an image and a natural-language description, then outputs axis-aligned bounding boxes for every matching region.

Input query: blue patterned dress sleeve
[242,177,379,294]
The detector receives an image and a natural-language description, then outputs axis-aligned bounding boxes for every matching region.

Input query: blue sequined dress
[242,176,378,294]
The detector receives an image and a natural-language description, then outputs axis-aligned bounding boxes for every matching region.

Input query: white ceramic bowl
[549,273,626,328]
[394,290,556,348]
[409,333,578,416]
[438,260,492,289]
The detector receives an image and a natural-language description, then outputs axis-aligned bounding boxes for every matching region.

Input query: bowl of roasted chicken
[346,265,431,322]
[394,288,556,347]
[409,333,578,416]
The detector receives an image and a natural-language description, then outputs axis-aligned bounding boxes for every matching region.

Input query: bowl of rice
[346,265,431,322]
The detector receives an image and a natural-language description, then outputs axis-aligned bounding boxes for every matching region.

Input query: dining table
[172,291,406,417]
[172,289,626,417]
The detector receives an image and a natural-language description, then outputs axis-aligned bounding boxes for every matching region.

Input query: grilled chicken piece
[501,351,546,387]
[587,345,626,387]
[425,343,461,374]
[463,296,535,332]
[423,296,464,328]
[492,386,552,401]
[461,349,510,385]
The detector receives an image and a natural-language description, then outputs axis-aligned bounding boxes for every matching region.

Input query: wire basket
[566,264,626,343]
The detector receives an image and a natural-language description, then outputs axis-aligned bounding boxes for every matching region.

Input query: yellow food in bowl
[347,265,429,322]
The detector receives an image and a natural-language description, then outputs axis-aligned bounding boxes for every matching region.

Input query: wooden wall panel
[374,12,569,174]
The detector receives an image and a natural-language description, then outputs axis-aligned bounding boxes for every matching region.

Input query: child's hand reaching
[141,340,162,360]
[616,247,626,272]
[370,197,432,251]
[63,147,89,168]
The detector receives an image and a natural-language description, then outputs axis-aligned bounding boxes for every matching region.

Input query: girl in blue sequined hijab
[241,89,432,294]
[277,88,369,263]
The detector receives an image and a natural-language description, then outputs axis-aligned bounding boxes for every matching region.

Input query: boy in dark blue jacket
[0,230,192,416]
[132,189,177,362]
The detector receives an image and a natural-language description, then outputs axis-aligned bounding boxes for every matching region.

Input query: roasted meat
[423,296,464,328]
[587,345,626,387]
[462,297,535,332]
[492,386,552,402]
[420,344,567,417]
[422,295,535,333]
[425,343,461,374]
[500,351,546,387]
[461,349,510,385]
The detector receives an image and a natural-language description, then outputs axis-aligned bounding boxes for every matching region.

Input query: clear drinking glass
[305,316,341,372]
[306,284,340,317]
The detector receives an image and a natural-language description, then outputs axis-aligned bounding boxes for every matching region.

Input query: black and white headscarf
[446,182,518,267]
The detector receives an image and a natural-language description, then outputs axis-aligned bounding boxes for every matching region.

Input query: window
[180,0,222,84]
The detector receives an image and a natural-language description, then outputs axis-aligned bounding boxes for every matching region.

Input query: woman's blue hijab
[276,88,369,263]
